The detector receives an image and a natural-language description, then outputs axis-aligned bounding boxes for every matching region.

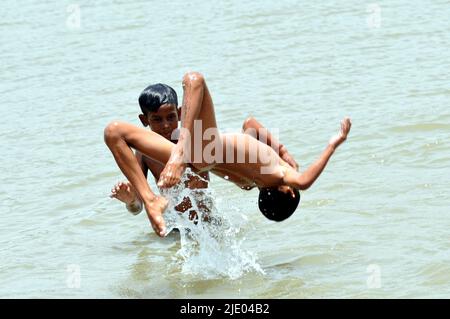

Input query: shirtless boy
[109,83,209,220]
[104,72,352,237]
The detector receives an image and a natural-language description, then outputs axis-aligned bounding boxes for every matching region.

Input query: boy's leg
[104,121,174,237]
[282,117,351,190]
[242,117,299,171]
[159,72,220,188]
[180,72,218,147]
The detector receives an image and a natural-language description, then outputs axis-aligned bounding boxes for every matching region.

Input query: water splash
[160,168,264,280]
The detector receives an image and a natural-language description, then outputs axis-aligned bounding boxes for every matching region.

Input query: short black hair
[138,83,178,115]
[258,187,300,222]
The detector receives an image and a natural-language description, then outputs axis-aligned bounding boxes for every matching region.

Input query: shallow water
[1,0,449,298]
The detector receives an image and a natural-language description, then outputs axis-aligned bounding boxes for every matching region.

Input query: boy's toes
[152,218,166,237]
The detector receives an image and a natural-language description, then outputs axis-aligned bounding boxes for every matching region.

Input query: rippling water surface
[1,0,449,298]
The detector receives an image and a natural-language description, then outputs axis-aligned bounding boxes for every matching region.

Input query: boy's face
[139,103,179,141]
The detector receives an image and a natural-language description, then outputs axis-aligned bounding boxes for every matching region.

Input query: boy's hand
[328,117,352,149]
[110,181,138,205]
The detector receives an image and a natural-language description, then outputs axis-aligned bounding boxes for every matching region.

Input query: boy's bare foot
[328,117,352,149]
[110,181,137,203]
[109,181,142,215]
[110,181,143,215]
[158,146,187,188]
[145,196,169,237]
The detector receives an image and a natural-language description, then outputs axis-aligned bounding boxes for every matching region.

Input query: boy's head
[138,83,180,141]
[258,187,300,221]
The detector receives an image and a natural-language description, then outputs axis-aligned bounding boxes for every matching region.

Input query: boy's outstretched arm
[242,116,299,170]
[283,117,351,190]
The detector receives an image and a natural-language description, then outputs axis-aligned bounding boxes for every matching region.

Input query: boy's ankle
[142,195,158,207]
[170,144,187,161]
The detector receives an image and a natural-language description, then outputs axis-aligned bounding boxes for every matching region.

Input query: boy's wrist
[327,143,336,152]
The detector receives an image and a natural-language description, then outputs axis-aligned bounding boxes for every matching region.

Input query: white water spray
[160,168,264,279]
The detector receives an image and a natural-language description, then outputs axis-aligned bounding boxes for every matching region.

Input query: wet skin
[104,72,352,237]
[108,104,209,222]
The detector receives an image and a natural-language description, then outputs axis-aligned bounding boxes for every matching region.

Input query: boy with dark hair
[104,72,351,237]
[109,83,209,221]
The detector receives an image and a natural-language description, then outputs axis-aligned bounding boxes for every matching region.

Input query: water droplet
[224,175,229,180]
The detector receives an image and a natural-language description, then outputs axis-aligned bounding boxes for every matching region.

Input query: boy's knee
[242,117,255,130]
[104,121,123,144]
[182,71,205,89]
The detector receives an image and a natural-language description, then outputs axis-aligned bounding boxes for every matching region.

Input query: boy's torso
[198,133,287,188]
[137,133,287,189]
